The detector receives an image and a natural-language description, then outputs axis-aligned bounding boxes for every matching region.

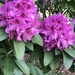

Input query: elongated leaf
[63,51,73,69]
[25,42,33,51]
[3,57,14,75]
[28,63,43,75]
[44,51,54,66]
[34,66,43,75]
[13,40,25,60]
[64,46,75,57]
[49,56,60,71]
[39,57,50,74]
[28,46,43,62]
[59,0,67,11]
[43,66,50,74]
[0,28,8,41]
[14,65,23,75]
[32,34,43,46]
[44,71,52,75]
[14,60,30,75]
[27,63,37,75]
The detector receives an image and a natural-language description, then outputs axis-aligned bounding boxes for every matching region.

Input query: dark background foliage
[0,0,75,75]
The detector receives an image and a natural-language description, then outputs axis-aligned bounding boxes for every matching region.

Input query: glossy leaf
[13,40,25,60]
[28,46,43,62]
[3,57,14,75]
[64,46,75,58]
[63,51,73,69]
[49,56,60,71]
[44,71,52,75]
[28,63,43,75]
[14,60,30,75]
[14,65,23,75]
[55,50,61,55]
[44,51,54,66]
[34,66,43,75]
[28,63,37,75]
[0,28,8,41]
[32,34,43,46]
[25,42,33,51]
[43,66,50,74]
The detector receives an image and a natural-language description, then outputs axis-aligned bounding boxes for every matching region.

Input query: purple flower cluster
[0,0,40,42]
[40,13,75,51]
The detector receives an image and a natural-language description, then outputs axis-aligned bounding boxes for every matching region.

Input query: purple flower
[0,0,40,42]
[0,15,8,27]
[40,13,75,51]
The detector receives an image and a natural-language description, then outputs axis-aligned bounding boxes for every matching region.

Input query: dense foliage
[0,0,75,75]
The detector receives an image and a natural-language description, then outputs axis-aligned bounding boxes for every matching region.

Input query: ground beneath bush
[60,68,75,75]
[24,53,75,75]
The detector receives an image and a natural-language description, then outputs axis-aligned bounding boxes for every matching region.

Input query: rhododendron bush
[0,0,75,75]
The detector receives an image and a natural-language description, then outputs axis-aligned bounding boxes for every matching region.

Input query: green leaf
[28,46,43,62]
[25,42,33,51]
[27,63,37,75]
[55,50,61,55]
[13,40,25,60]
[63,51,73,69]
[32,34,43,46]
[39,57,50,74]
[14,65,23,75]
[3,57,14,75]
[71,44,75,49]
[69,64,74,73]
[28,63,43,75]
[0,3,2,7]
[34,66,43,75]
[67,0,75,12]
[14,60,30,75]
[44,51,54,66]
[0,28,8,41]
[44,71,52,75]
[49,56,60,71]
[43,66,50,74]
[64,46,75,58]
[0,48,6,53]
[39,57,44,69]
[59,0,67,11]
